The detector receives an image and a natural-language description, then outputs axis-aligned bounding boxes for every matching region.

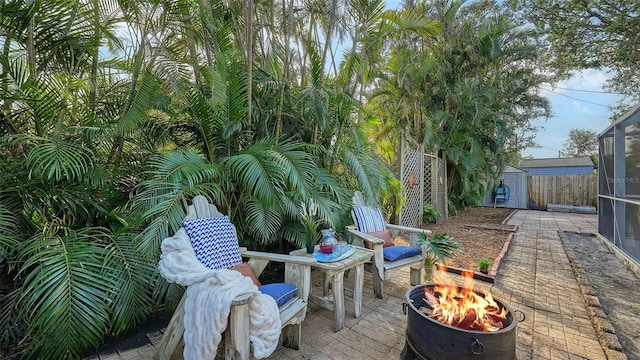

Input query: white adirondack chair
[154,195,315,360]
[347,191,431,298]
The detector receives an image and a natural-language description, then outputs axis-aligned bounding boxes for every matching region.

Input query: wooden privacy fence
[527,175,598,210]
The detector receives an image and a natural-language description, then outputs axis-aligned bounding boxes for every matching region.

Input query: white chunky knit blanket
[158,228,282,359]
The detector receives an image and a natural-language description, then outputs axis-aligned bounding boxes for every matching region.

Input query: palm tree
[424,0,551,210]
[0,0,179,356]
[0,0,407,357]
[367,0,551,211]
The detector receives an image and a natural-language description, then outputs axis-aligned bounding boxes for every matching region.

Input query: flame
[422,284,508,332]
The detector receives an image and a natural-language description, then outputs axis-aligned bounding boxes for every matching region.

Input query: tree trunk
[88,0,100,113]
[244,0,253,126]
[274,0,294,139]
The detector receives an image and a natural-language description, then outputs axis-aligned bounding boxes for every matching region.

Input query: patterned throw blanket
[158,228,282,359]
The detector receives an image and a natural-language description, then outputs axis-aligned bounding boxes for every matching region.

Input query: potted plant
[477,257,492,274]
[299,199,321,253]
[417,232,463,282]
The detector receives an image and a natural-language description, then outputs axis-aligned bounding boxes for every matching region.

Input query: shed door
[501,174,520,208]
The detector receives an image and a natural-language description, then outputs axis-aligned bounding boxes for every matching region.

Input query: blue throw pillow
[351,206,387,232]
[383,246,422,262]
[258,283,297,307]
[182,216,242,270]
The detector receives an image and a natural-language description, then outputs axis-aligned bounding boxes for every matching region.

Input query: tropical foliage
[1,0,553,357]
[417,232,463,268]
[368,0,551,211]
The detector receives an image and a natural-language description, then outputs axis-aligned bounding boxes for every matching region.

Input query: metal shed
[481,165,528,209]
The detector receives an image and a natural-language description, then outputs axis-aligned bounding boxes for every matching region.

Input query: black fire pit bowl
[401,284,524,360]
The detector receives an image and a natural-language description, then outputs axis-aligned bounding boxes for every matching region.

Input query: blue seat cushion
[182,216,242,270]
[258,283,297,307]
[383,246,422,262]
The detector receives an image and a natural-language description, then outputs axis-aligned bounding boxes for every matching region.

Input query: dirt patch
[417,207,515,272]
[562,232,640,360]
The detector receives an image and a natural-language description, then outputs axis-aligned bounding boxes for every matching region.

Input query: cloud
[536,84,554,97]
[572,100,591,113]
[525,68,619,159]
[538,69,614,99]
[561,69,612,91]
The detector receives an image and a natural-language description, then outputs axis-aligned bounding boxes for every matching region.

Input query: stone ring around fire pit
[401,284,525,360]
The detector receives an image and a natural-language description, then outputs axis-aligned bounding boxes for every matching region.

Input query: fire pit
[401,284,524,360]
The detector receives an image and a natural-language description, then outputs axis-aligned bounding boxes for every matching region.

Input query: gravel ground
[562,231,640,360]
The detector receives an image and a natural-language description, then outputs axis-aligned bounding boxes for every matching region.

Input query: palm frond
[131,151,224,259]
[0,67,69,135]
[417,232,463,267]
[218,60,249,141]
[308,192,343,230]
[115,69,162,136]
[278,219,307,248]
[223,140,284,203]
[385,7,443,36]
[0,288,26,351]
[270,140,318,197]
[240,197,283,245]
[336,145,375,199]
[104,232,157,337]
[298,86,329,134]
[0,204,19,263]
[0,53,30,91]
[21,136,94,181]
[19,227,117,359]
[303,38,323,88]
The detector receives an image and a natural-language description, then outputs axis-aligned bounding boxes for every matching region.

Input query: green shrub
[477,257,492,273]
[422,203,442,223]
[417,232,463,267]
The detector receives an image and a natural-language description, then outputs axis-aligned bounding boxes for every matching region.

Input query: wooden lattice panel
[423,156,433,205]
[400,144,423,229]
[399,138,448,228]
[437,159,447,218]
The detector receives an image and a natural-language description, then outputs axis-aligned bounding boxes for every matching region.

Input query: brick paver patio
[85,210,608,360]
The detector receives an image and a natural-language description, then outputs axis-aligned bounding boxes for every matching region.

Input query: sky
[523,70,621,159]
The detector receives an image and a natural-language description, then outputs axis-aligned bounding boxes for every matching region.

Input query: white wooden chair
[347,191,431,298]
[154,195,316,360]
